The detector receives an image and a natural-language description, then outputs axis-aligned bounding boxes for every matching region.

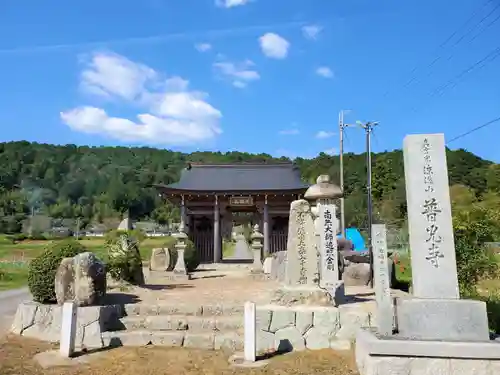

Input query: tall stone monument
[354,133,500,375]
[273,175,344,306]
[398,133,489,341]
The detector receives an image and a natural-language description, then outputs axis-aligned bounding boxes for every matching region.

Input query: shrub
[166,238,200,272]
[27,239,87,303]
[105,229,145,246]
[105,232,144,285]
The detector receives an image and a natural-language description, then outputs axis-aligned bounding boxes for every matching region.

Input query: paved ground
[0,287,31,336]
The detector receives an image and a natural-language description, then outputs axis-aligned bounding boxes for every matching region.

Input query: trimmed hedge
[27,239,87,303]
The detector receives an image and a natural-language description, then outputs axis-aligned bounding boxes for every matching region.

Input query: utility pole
[339,110,352,238]
[357,121,379,288]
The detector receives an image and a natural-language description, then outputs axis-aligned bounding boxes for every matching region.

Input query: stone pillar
[180,195,186,230]
[251,224,264,273]
[263,196,270,257]
[214,195,221,263]
[306,175,345,305]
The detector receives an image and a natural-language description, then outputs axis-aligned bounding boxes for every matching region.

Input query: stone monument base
[164,272,191,282]
[272,285,343,306]
[356,329,500,375]
[396,297,490,341]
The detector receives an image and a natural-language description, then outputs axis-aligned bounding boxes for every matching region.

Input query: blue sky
[0,0,499,161]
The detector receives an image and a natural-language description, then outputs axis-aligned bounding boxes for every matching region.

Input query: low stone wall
[11,301,123,348]
[256,303,374,352]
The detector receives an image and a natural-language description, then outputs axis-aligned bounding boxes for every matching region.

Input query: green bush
[105,229,145,246]
[27,239,87,303]
[166,238,200,272]
[105,232,144,284]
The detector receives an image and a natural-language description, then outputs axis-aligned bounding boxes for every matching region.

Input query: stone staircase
[101,302,246,351]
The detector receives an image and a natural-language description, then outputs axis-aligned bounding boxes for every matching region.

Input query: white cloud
[302,25,322,40]
[62,51,222,145]
[213,59,260,88]
[316,66,333,78]
[80,52,157,101]
[195,43,212,52]
[215,0,251,8]
[259,33,290,59]
[279,128,300,135]
[316,130,336,139]
[325,148,338,155]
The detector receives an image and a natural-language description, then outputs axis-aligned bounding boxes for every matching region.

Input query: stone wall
[11,302,123,348]
[256,304,374,352]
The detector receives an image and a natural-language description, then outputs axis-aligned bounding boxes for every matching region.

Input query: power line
[447,116,500,145]
[409,45,500,114]
[404,2,500,90]
[380,0,495,100]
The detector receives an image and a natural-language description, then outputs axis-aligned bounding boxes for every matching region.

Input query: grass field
[0,237,170,290]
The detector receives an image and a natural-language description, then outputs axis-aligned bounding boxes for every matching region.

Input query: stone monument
[306,175,345,303]
[272,175,344,306]
[355,133,500,375]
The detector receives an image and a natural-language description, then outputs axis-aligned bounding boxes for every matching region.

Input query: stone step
[114,315,244,332]
[101,330,244,351]
[123,303,244,317]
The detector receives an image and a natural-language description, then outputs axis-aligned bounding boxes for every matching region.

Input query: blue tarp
[342,228,367,252]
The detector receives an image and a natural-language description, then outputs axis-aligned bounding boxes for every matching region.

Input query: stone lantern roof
[304,175,342,201]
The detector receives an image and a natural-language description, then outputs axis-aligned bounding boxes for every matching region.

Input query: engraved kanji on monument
[284,199,318,286]
[403,133,459,299]
[319,203,339,288]
[398,133,490,342]
[372,224,392,336]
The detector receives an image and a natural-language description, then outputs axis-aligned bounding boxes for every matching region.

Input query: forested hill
[0,141,497,233]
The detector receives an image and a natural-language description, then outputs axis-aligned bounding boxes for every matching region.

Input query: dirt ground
[0,335,359,375]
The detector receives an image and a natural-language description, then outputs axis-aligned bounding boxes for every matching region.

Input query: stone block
[256,330,276,353]
[269,308,295,333]
[295,310,313,335]
[396,297,490,341]
[184,333,215,350]
[215,332,244,351]
[263,257,272,274]
[313,308,340,337]
[304,327,329,350]
[256,308,272,331]
[330,340,351,351]
[150,331,185,346]
[274,326,305,352]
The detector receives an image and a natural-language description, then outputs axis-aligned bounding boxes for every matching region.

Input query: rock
[149,248,169,271]
[263,257,272,274]
[55,252,106,306]
[342,263,371,287]
[257,330,276,352]
[270,251,287,282]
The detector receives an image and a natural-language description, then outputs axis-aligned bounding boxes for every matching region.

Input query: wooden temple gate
[155,163,308,264]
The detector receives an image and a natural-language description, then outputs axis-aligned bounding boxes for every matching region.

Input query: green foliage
[27,239,86,303]
[452,193,500,295]
[166,238,200,272]
[0,141,494,233]
[105,232,144,284]
[105,229,146,246]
